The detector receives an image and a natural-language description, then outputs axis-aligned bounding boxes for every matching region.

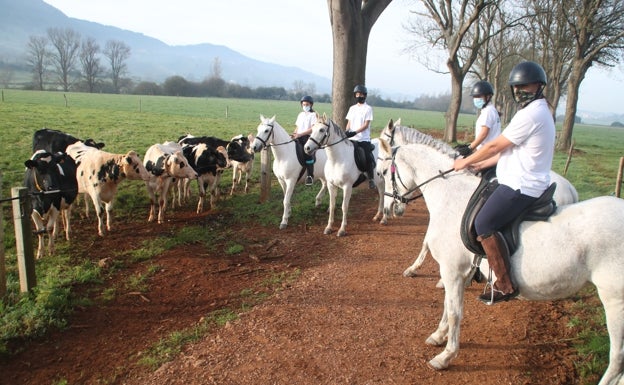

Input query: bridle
[383,146,454,204]
[306,121,349,150]
[254,123,294,149]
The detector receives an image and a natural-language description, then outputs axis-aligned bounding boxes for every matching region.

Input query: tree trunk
[444,62,464,142]
[327,0,391,127]
[557,61,588,151]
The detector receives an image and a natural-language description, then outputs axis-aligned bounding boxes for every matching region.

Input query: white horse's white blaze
[251,115,328,229]
[377,135,624,385]
[304,113,383,237]
[380,120,579,280]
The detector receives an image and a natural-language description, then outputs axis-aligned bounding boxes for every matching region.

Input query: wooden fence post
[616,157,624,198]
[11,187,36,292]
[0,173,5,298]
[259,148,271,202]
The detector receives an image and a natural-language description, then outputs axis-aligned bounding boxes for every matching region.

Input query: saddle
[460,167,557,256]
[351,141,375,188]
[294,139,315,180]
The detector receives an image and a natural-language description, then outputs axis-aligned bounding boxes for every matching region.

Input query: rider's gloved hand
[454,143,472,157]
[345,131,357,138]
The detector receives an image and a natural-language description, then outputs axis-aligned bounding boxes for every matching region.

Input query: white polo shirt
[346,102,373,141]
[497,98,555,198]
[475,103,501,149]
[295,111,317,134]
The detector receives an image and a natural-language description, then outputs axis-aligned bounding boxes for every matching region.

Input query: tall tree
[47,27,81,91]
[327,0,392,127]
[557,0,624,150]
[405,0,499,142]
[80,37,102,93]
[104,40,131,94]
[26,35,49,90]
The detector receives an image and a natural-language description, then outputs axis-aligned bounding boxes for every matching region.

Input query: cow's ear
[25,160,37,169]
[125,156,132,164]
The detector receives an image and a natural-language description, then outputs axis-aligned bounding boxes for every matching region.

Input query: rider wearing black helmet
[456,80,501,156]
[345,84,376,189]
[293,95,317,185]
[453,61,555,305]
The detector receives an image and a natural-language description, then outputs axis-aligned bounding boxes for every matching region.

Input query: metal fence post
[11,187,36,292]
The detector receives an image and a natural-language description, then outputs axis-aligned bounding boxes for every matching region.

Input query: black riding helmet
[353,84,367,96]
[508,61,547,106]
[470,80,494,97]
[300,95,314,105]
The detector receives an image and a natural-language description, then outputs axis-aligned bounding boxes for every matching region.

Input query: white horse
[304,113,384,236]
[377,135,624,385]
[251,115,328,229]
[380,118,579,280]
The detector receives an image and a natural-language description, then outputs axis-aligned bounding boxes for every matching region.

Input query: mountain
[0,0,331,92]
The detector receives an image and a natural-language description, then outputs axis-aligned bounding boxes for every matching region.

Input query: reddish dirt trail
[1,189,581,385]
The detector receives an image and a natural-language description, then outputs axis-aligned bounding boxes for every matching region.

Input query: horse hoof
[279,223,288,230]
[435,279,445,289]
[403,269,417,278]
[323,228,332,235]
[337,230,346,237]
[425,336,443,346]
[427,357,448,371]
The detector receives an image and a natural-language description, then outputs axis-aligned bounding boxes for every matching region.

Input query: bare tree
[327,0,392,127]
[104,40,131,94]
[80,37,102,93]
[557,0,624,150]
[47,27,81,91]
[405,0,500,142]
[26,35,49,90]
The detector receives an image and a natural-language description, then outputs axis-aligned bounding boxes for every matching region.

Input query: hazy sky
[43,0,623,114]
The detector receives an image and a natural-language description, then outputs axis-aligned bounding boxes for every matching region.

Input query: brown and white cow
[229,133,255,195]
[144,141,198,223]
[67,142,150,236]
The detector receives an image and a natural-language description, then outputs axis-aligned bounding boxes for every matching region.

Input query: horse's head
[304,112,331,154]
[381,118,401,146]
[252,115,276,152]
[377,138,409,217]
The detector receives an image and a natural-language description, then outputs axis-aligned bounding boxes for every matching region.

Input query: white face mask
[303,105,311,112]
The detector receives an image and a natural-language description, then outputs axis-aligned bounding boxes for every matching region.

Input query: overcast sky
[43,0,623,115]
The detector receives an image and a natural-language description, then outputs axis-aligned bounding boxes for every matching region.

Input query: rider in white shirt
[345,84,375,189]
[293,95,317,185]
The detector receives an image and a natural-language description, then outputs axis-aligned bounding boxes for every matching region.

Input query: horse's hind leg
[324,184,338,235]
[596,289,624,385]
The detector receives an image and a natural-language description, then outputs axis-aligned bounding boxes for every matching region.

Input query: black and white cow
[143,141,198,223]
[67,142,150,236]
[33,127,105,153]
[180,143,229,213]
[24,151,76,258]
[229,133,255,195]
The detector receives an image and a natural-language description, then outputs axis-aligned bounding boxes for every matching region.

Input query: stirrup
[478,268,518,305]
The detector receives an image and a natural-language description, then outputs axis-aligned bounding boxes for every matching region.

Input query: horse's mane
[328,119,347,139]
[395,125,456,159]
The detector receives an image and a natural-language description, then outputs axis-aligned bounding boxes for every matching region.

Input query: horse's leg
[428,272,465,370]
[373,179,386,224]
[403,240,430,277]
[324,184,338,235]
[595,287,624,385]
[280,179,295,229]
[315,179,327,207]
[337,185,352,237]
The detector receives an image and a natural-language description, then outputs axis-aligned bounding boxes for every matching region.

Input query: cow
[33,127,105,153]
[143,141,198,223]
[66,142,150,236]
[24,150,76,258]
[32,128,104,237]
[229,133,255,195]
[179,143,229,213]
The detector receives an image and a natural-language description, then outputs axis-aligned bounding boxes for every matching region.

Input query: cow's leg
[45,208,60,257]
[158,179,171,224]
[105,201,113,233]
[196,176,207,213]
[230,166,238,195]
[62,204,72,240]
[146,182,157,223]
[31,211,46,259]
[337,185,352,237]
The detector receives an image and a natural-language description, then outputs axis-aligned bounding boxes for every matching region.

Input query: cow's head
[123,151,150,181]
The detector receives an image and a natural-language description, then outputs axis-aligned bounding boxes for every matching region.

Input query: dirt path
[1,189,580,385]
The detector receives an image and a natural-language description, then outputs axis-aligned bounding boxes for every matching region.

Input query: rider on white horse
[345,84,376,190]
[453,61,554,305]
[293,95,317,186]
